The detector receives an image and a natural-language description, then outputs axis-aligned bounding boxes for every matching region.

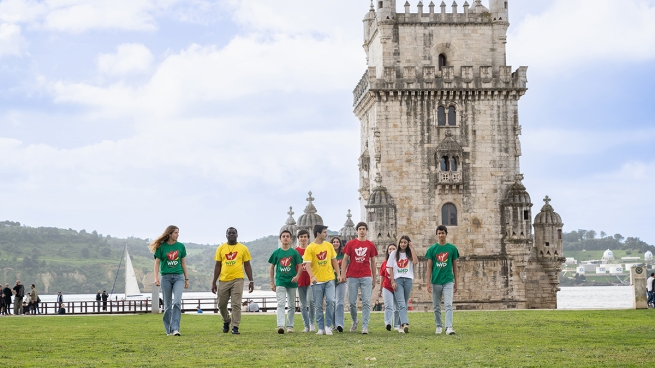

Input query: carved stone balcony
[438,171,462,184]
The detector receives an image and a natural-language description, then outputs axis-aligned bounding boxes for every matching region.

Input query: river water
[35,286,634,310]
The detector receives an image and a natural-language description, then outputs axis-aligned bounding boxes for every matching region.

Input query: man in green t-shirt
[268,230,303,334]
[426,225,459,336]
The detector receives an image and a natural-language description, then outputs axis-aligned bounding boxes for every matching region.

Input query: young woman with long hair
[378,243,399,332]
[150,225,188,336]
[386,235,418,333]
[330,236,346,332]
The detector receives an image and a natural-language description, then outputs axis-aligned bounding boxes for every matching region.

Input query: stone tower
[279,206,298,244]
[353,1,563,309]
[530,196,565,308]
[338,209,358,242]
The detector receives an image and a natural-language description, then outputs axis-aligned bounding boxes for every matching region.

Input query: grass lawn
[4,310,655,367]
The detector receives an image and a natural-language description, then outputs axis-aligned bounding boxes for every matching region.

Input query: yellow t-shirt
[303,241,337,283]
[214,243,252,282]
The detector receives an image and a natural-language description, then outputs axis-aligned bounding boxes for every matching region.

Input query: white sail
[125,248,141,296]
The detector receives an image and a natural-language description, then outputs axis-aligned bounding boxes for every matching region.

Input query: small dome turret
[279,206,298,240]
[339,209,357,241]
[505,174,531,205]
[297,191,323,228]
[534,196,563,226]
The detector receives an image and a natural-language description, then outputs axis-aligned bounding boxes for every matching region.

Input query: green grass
[3,310,655,367]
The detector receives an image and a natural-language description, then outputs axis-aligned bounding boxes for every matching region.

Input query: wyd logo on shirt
[317,251,328,266]
[279,257,292,272]
[225,252,238,266]
[436,252,449,268]
[166,250,179,266]
[354,247,367,262]
[397,258,409,273]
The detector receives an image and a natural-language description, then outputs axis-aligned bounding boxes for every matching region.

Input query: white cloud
[508,0,655,68]
[53,33,364,117]
[0,23,25,56]
[96,43,153,76]
[523,128,655,155]
[526,160,655,244]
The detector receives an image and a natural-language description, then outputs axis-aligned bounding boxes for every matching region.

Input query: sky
[0,0,654,245]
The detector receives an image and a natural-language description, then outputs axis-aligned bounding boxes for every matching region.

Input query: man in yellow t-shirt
[212,227,254,335]
[303,225,340,335]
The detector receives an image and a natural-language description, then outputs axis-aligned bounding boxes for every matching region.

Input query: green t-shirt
[268,247,303,288]
[425,242,460,285]
[154,242,187,275]
[334,252,345,281]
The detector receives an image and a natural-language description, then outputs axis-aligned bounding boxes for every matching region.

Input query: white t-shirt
[647,277,654,292]
[387,250,414,280]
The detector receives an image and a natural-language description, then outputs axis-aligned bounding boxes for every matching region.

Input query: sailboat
[124,248,143,298]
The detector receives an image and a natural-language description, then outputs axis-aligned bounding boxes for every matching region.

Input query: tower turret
[279,206,298,244]
[489,0,508,21]
[338,209,357,242]
[297,191,324,241]
[365,174,397,253]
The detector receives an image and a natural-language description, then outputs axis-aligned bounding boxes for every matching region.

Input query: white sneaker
[325,327,333,335]
[309,324,316,332]
[361,327,368,334]
[301,327,309,333]
[446,327,456,335]
[172,330,181,336]
[286,328,294,333]
[350,320,358,332]
[316,329,325,335]
[398,327,405,334]
[436,327,442,334]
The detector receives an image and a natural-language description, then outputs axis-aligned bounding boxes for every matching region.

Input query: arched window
[437,106,446,126]
[442,203,457,226]
[440,156,449,171]
[438,54,447,71]
[450,157,457,172]
[448,106,456,126]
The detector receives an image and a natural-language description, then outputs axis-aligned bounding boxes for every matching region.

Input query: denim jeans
[160,273,185,333]
[382,288,400,328]
[347,277,373,328]
[276,286,297,328]
[297,286,315,329]
[647,290,654,306]
[333,281,346,328]
[311,280,335,331]
[432,282,454,328]
[393,277,413,326]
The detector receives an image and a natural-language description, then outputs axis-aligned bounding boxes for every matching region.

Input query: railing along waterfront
[29,295,298,315]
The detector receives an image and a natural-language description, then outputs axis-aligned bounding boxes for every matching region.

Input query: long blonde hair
[149,225,179,253]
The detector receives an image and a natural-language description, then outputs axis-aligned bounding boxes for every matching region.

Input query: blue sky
[1,0,654,246]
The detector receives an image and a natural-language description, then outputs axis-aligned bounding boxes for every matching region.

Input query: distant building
[621,256,640,262]
[645,251,653,261]
[602,249,615,262]
[565,258,578,265]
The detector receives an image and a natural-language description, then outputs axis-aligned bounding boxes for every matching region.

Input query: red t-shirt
[343,239,378,278]
[295,247,310,287]
[380,260,393,292]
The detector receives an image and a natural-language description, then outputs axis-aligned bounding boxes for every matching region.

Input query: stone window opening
[437,106,446,126]
[545,242,549,247]
[441,203,457,226]
[558,229,562,240]
[368,212,376,222]
[523,210,529,220]
[448,106,456,126]
[438,54,447,71]
[378,1,383,8]
[439,156,458,172]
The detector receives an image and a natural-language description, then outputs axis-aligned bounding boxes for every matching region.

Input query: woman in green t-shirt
[330,237,346,332]
[149,225,188,336]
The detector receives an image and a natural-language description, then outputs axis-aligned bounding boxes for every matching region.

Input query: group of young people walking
[149,222,459,336]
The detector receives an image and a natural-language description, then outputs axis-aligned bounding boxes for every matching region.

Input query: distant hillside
[0,221,278,294]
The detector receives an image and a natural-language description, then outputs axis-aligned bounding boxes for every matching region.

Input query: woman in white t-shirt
[387,235,418,333]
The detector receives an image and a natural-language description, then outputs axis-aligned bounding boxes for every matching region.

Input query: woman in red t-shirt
[378,243,399,332]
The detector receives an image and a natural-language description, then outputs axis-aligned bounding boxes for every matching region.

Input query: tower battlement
[370,1,508,24]
[354,65,527,106]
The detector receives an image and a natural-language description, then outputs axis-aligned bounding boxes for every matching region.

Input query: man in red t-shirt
[295,230,315,332]
[340,222,378,334]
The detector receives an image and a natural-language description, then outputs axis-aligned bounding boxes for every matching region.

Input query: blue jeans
[333,281,346,328]
[311,280,335,331]
[382,288,400,328]
[297,286,315,329]
[160,273,185,334]
[276,286,297,328]
[432,282,454,328]
[347,277,373,328]
[647,290,654,306]
[393,277,413,326]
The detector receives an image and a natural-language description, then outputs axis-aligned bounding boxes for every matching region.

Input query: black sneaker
[386,324,391,331]
[222,322,230,333]
[337,326,343,333]
[231,326,240,335]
